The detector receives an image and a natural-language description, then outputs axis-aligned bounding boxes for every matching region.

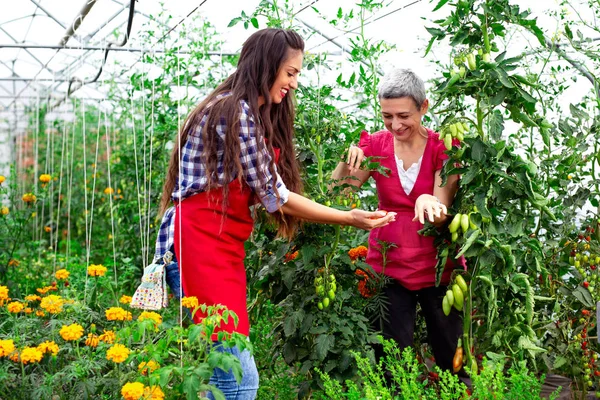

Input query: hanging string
[130,85,147,269]
[176,23,185,363]
[146,46,156,269]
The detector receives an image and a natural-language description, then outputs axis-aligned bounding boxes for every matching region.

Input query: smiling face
[266,49,303,105]
[380,97,428,142]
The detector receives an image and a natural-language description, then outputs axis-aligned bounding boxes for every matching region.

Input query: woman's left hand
[413,194,447,224]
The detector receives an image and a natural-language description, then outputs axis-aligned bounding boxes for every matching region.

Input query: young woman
[154,28,395,399]
[332,68,465,373]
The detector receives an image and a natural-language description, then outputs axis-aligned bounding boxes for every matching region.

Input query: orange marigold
[55,269,70,280]
[138,311,162,326]
[0,175,4,184]
[59,323,84,341]
[348,245,368,261]
[20,347,43,364]
[106,307,132,321]
[7,259,19,267]
[121,382,144,400]
[40,294,64,314]
[355,269,377,298]
[88,264,108,277]
[119,295,133,305]
[143,385,165,400]
[104,187,114,195]
[99,330,116,344]
[0,339,15,357]
[0,206,8,216]
[85,333,99,348]
[138,360,160,376]
[35,310,46,317]
[25,294,41,302]
[22,193,37,203]
[7,301,24,313]
[284,250,299,262]
[106,343,130,363]
[181,296,199,309]
[0,285,8,305]
[39,174,52,183]
[38,341,59,356]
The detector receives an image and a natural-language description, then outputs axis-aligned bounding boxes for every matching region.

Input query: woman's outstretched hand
[413,194,448,224]
[348,209,396,231]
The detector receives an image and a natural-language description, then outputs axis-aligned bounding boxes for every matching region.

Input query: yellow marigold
[0,175,4,184]
[121,382,144,400]
[348,245,369,261]
[138,360,160,376]
[20,346,43,364]
[0,206,8,216]
[181,296,199,309]
[38,341,59,356]
[22,193,37,203]
[138,311,162,326]
[0,285,8,301]
[119,295,132,305]
[106,307,132,321]
[0,339,15,357]
[7,259,19,267]
[98,330,116,344]
[85,333,99,348]
[40,294,64,314]
[25,294,41,302]
[87,264,107,277]
[59,323,84,341]
[143,385,165,400]
[35,310,46,317]
[104,187,114,195]
[106,343,130,363]
[7,301,24,313]
[55,269,70,280]
[39,174,52,183]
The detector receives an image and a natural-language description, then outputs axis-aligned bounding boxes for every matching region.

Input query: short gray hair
[378,68,426,107]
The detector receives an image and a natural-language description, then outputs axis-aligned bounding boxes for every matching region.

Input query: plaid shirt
[153,93,289,262]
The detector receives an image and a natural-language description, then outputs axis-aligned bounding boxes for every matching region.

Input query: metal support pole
[0,43,237,55]
[29,0,67,29]
[59,0,99,46]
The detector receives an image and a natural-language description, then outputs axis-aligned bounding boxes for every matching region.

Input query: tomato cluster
[314,272,337,311]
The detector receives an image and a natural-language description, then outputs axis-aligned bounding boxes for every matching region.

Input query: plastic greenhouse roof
[0,0,597,137]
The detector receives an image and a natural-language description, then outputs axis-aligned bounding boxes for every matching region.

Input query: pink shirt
[359,129,465,290]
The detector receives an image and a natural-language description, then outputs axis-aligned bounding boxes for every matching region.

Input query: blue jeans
[165,260,183,299]
[207,344,259,400]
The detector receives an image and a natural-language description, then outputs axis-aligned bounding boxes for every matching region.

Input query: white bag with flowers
[130,251,171,310]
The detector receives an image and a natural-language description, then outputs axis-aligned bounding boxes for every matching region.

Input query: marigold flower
[39,174,52,183]
[138,311,162,327]
[59,323,84,341]
[104,187,114,195]
[355,269,377,298]
[0,285,8,302]
[85,333,99,348]
[0,206,8,216]
[36,287,49,295]
[55,269,69,280]
[106,307,132,321]
[181,296,198,309]
[119,295,132,305]
[7,259,19,267]
[35,310,46,317]
[98,330,116,344]
[9,352,19,362]
[0,175,4,184]
[0,339,15,357]
[25,294,41,302]
[348,245,368,261]
[284,250,299,262]
[143,385,165,400]
[7,301,24,313]
[121,382,144,400]
[106,343,130,363]
[38,341,59,356]
[22,193,37,203]
[87,264,107,277]
[40,294,64,314]
[138,360,160,376]
[20,346,43,364]
[24,307,33,314]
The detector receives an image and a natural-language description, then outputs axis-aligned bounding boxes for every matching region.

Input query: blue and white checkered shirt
[153,93,290,262]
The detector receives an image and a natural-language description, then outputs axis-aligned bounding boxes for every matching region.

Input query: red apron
[359,130,465,290]
[174,179,254,336]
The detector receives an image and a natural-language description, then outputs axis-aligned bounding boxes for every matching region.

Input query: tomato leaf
[455,229,481,258]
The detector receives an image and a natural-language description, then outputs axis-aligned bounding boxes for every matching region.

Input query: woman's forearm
[280,192,352,225]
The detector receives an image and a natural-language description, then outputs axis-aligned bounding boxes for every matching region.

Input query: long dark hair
[160,28,304,238]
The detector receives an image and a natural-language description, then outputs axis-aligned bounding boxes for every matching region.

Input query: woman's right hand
[347,145,365,173]
[348,209,396,231]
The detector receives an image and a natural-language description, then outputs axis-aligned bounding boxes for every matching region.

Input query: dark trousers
[374,279,463,372]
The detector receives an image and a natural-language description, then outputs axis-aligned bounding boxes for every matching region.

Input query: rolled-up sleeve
[238,104,289,213]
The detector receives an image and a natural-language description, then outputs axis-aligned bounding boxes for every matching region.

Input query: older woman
[333,68,465,372]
